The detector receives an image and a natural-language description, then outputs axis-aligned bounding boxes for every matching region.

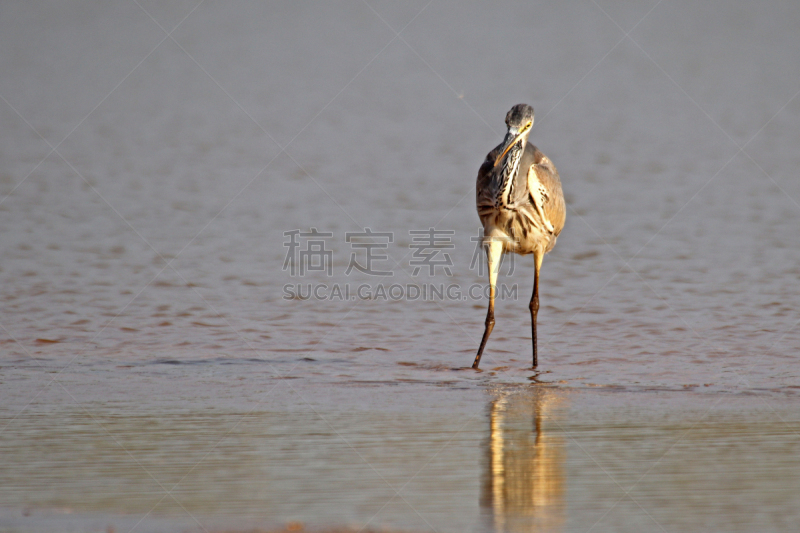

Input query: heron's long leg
[529,253,543,368]
[473,240,502,369]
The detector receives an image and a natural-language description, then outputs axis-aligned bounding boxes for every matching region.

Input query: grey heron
[472,103,565,369]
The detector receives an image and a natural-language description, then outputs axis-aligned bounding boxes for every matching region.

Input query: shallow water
[1,0,799,531]
[2,387,800,533]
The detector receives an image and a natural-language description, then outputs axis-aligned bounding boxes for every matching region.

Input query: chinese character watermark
[281,227,518,301]
[345,228,394,276]
[469,228,515,276]
[409,228,455,276]
[283,228,333,276]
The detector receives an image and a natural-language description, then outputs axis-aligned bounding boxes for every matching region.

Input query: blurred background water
[1,1,799,532]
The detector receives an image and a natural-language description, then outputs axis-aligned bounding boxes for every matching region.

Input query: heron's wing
[525,144,566,237]
[476,145,503,213]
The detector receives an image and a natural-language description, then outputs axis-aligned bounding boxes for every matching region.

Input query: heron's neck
[497,140,525,207]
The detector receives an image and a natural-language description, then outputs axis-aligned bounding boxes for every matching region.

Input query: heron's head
[505,103,534,133]
[496,103,534,164]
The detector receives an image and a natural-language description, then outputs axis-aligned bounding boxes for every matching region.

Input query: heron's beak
[495,122,531,166]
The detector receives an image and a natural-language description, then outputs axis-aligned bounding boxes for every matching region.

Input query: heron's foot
[527,370,553,384]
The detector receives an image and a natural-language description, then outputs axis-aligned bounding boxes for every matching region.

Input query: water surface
[1,0,799,531]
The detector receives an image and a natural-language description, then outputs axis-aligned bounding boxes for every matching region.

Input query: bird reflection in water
[481,387,565,532]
